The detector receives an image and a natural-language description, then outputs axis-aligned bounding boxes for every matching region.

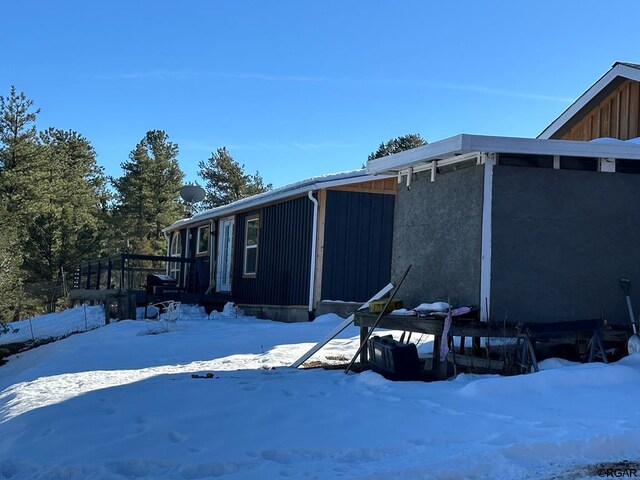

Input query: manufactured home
[162,170,396,321]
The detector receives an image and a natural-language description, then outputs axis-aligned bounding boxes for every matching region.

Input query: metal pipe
[307,190,319,316]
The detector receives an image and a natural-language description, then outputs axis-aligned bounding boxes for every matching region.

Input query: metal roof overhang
[366,133,640,175]
[163,172,392,233]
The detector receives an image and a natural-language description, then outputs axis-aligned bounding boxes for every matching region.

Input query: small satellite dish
[180,184,206,204]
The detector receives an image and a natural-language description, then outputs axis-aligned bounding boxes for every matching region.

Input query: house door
[216,217,234,292]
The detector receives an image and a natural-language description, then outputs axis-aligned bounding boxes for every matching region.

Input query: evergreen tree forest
[0,86,274,322]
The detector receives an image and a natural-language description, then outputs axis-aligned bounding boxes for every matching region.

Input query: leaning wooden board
[290,283,393,369]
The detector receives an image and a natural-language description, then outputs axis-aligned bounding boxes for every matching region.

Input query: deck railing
[73,253,195,293]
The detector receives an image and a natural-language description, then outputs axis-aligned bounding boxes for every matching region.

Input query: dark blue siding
[233,196,313,305]
[321,191,394,302]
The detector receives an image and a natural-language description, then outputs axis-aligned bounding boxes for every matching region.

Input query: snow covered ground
[1,305,640,479]
[0,305,105,346]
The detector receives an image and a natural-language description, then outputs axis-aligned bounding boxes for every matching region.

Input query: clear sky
[3,1,640,188]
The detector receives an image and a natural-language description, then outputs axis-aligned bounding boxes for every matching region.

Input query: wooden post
[359,327,369,365]
[129,293,137,319]
[85,262,92,290]
[106,259,112,290]
[432,334,441,378]
[120,254,125,291]
[95,260,102,290]
[116,293,137,321]
[104,299,110,325]
[313,189,327,310]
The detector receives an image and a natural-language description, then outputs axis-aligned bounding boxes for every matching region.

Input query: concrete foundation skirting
[239,305,311,323]
[239,301,363,322]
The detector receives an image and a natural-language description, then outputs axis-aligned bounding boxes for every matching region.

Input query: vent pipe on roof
[307,191,319,320]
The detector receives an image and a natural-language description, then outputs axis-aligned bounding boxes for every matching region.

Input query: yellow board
[369,299,403,314]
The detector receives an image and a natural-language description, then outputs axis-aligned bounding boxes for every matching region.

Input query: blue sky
[3,1,640,187]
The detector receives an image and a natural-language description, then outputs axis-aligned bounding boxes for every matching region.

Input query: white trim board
[366,133,640,175]
[479,154,495,323]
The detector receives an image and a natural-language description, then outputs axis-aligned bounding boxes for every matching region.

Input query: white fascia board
[366,135,466,174]
[162,173,393,233]
[467,135,640,159]
[538,63,640,139]
[368,133,640,175]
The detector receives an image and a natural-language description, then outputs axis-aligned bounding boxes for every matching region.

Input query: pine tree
[20,129,108,312]
[0,86,41,222]
[112,130,186,255]
[0,86,41,321]
[198,147,272,209]
[367,133,428,161]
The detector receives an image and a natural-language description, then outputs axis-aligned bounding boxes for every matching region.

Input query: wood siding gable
[556,79,640,141]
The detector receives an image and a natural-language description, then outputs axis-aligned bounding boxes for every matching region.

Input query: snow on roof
[366,133,640,174]
[165,169,387,232]
[539,61,640,139]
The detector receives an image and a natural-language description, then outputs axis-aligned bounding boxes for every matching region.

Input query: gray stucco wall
[491,166,640,325]
[391,165,484,309]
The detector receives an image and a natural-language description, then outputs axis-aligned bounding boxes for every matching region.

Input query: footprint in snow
[134,415,147,424]
[168,431,186,443]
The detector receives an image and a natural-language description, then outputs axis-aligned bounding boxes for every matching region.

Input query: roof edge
[366,133,640,174]
[539,63,640,139]
[163,171,393,232]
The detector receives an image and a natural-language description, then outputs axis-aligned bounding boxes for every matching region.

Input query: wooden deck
[354,311,630,380]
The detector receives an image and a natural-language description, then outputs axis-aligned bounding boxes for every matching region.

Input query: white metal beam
[479,153,496,323]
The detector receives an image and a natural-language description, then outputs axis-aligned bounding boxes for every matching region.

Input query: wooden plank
[582,116,592,139]
[601,99,611,137]
[69,289,120,301]
[630,81,640,138]
[327,178,397,195]
[313,189,327,308]
[355,313,445,335]
[611,96,619,139]
[447,353,503,371]
[620,82,630,139]
[354,312,519,338]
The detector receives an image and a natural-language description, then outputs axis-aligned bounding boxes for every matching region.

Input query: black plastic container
[367,335,421,381]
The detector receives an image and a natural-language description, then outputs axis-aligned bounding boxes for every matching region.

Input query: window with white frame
[170,232,182,280]
[196,225,210,255]
[243,215,259,277]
